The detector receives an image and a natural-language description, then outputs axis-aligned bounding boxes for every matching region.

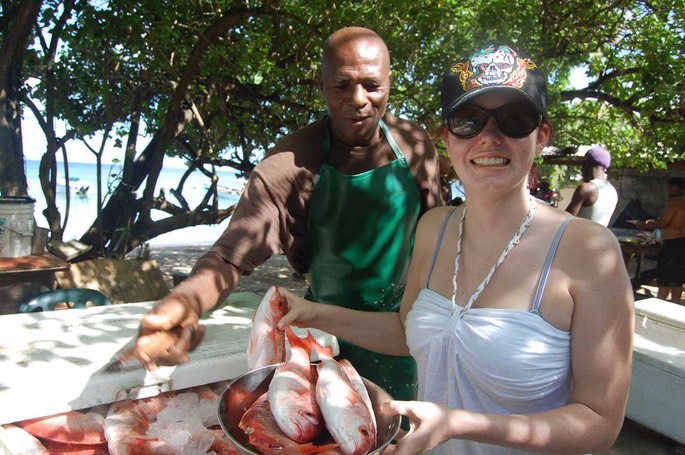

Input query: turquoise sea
[24,160,243,247]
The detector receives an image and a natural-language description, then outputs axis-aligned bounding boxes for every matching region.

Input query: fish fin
[337,359,357,381]
[305,330,334,361]
[285,325,304,349]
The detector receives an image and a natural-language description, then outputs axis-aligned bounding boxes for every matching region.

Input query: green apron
[307,118,421,402]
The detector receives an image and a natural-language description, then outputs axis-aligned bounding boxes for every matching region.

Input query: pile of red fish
[243,287,377,455]
[4,382,240,454]
[2,286,377,455]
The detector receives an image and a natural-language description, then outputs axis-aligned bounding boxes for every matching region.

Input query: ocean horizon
[24,160,243,248]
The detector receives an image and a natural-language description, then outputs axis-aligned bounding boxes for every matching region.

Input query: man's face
[320,38,391,146]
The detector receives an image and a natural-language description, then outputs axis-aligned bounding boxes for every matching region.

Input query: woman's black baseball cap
[441,43,548,119]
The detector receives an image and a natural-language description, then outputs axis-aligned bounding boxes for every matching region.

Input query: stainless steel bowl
[217,364,401,455]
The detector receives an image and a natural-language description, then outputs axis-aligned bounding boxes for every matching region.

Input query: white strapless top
[404,211,574,454]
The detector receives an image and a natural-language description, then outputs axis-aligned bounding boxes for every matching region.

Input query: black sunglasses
[446,103,542,139]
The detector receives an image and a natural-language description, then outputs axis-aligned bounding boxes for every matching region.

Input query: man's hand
[130,295,206,371]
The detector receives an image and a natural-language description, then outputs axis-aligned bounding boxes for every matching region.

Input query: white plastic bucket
[0,197,36,258]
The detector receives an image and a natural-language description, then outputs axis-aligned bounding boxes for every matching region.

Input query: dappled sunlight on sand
[149,246,309,296]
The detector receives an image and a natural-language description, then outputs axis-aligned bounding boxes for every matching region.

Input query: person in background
[537,180,560,207]
[565,145,618,226]
[128,27,442,402]
[278,42,634,454]
[629,177,685,304]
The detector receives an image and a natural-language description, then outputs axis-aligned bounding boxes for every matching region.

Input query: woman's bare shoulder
[418,206,462,232]
[553,215,627,287]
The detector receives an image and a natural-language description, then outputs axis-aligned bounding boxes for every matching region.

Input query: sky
[21,67,591,166]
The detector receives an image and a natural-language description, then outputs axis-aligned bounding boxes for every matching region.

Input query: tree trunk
[0,0,42,197]
[80,5,258,258]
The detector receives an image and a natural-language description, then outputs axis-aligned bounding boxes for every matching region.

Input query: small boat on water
[57,177,90,196]
[203,183,243,197]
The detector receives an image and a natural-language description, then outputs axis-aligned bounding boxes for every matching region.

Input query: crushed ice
[146,391,221,454]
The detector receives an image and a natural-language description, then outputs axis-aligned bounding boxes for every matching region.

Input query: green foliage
[547,0,685,169]
[23,0,685,170]
[13,0,685,251]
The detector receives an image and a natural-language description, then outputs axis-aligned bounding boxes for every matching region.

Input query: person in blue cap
[565,145,619,226]
[279,42,634,454]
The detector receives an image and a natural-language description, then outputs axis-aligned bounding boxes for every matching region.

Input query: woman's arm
[277,207,448,357]
[565,181,597,215]
[277,294,408,356]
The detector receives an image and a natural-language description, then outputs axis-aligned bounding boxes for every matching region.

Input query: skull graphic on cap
[472,46,515,85]
[451,44,533,92]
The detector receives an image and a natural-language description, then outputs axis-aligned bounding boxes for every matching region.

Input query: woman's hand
[380,400,454,454]
[276,287,320,330]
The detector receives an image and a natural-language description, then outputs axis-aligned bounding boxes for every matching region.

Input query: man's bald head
[321,27,390,76]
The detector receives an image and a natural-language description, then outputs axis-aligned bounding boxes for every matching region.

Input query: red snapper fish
[0,424,50,454]
[238,392,339,455]
[247,286,287,370]
[267,326,325,442]
[310,343,376,455]
[104,399,183,455]
[104,399,152,455]
[338,359,377,445]
[15,410,107,447]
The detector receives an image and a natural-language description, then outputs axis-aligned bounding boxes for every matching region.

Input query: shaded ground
[148,244,682,455]
[148,244,309,295]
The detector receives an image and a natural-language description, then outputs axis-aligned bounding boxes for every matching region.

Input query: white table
[0,298,337,425]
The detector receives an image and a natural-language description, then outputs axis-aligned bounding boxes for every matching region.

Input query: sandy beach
[147,244,681,455]
[148,244,310,295]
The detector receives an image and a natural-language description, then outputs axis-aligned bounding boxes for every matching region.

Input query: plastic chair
[18,288,113,313]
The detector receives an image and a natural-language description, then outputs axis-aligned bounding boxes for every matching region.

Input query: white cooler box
[627,297,685,445]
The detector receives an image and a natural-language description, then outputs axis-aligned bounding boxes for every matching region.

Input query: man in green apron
[130,27,441,401]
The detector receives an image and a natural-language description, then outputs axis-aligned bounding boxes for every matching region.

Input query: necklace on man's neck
[451,194,537,315]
